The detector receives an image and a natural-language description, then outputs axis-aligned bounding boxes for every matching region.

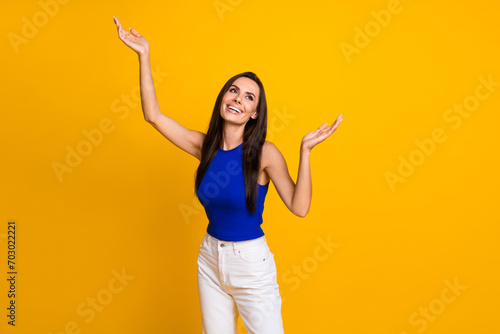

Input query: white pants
[197,232,284,334]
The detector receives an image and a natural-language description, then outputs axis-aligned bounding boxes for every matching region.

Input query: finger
[312,125,325,133]
[113,16,122,28]
[114,17,132,39]
[129,27,141,37]
[329,116,342,130]
[329,122,339,132]
[117,24,132,40]
[320,123,338,137]
[114,17,125,35]
[323,122,335,132]
[317,118,341,139]
[318,123,328,131]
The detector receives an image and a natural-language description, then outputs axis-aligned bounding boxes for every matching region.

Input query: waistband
[204,232,267,251]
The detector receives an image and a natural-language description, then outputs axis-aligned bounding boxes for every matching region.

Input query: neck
[221,122,244,150]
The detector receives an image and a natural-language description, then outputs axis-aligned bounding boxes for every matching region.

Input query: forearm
[138,52,161,122]
[291,146,312,217]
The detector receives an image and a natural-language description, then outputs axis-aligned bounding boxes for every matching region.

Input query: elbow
[293,209,309,218]
[146,112,163,125]
[145,117,154,124]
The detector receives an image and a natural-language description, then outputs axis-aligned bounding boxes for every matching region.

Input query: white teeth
[228,106,241,113]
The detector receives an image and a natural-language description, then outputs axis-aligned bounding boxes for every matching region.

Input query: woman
[113,16,343,334]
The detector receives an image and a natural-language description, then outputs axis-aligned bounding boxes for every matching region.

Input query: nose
[233,94,242,104]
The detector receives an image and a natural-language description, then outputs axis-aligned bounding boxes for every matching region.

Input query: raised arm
[138,52,205,160]
[264,114,343,217]
[113,16,205,160]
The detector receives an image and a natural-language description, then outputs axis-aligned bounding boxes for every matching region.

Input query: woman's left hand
[301,114,343,151]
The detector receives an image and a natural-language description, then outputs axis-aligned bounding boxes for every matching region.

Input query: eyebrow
[230,85,256,98]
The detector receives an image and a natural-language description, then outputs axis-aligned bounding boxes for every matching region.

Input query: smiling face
[220,76,260,124]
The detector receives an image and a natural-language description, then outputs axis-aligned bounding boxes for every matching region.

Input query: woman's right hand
[113,16,150,56]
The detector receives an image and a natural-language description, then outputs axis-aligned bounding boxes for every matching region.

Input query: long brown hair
[195,72,268,214]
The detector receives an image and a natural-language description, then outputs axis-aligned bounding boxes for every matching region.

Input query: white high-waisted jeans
[197,232,284,334]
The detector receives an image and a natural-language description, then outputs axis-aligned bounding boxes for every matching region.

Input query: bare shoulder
[262,140,283,168]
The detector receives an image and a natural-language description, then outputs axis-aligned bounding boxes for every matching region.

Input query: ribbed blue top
[196,142,269,241]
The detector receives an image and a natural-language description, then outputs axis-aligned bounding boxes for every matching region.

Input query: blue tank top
[196,142,270,241]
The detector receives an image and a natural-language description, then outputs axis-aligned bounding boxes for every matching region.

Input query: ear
[251,111,258,119]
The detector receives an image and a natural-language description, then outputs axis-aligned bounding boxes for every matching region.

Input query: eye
[229,88,254,101]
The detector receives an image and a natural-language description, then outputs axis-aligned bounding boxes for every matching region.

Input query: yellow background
[1,0,499,333]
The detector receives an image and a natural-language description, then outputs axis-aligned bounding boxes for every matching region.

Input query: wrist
[300,144,311,155]
[138,49,150,60]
